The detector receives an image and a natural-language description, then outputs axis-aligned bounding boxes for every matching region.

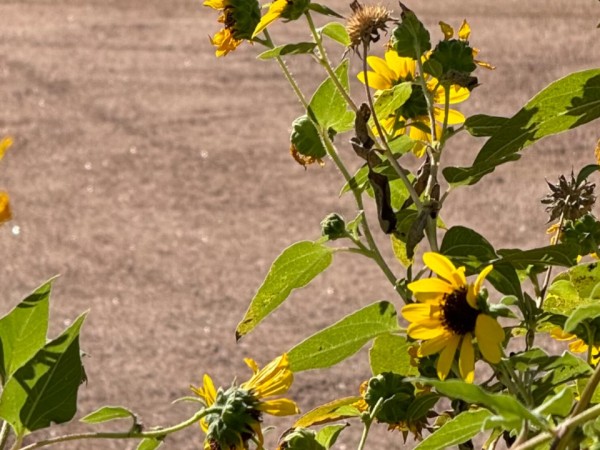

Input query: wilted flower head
[346,0,393,50]
[192,354,299,450]
[542,172,596,222]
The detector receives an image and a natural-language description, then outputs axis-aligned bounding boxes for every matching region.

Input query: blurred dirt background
[0,0,599,448]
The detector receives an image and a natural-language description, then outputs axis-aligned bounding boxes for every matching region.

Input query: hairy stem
[357,397,384,450]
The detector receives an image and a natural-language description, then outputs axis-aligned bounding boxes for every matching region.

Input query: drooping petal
[459,334,475,383]
[419,332,453,356]
[357,71,393,90]
[433,107,465,125]
[467,264,493,308]
[252,0,287,38]
[436,334,460,380]
[210,28,242,57]
[475,314,504,363]
[244,358,260,374]
[434,85,470,105]
[0,192,11,224]
[407,319,446,340]
[423,252,467,289]
[550,327,576,341]
[242,354,294,398]
[569,339,588,354]
[259,398,300,416]
[439,21,454,40]
[458,19,471,41]
[203,0,226,10]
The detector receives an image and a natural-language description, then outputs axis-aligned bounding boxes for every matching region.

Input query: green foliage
[372,83,412,119]
[294,397,362,428]
[369,333,418,376]
[287,301,399,371]
[318,22,350,46]
[391,6,431,59]
[444,69,600,186]
[0,279,51,383]
[464,114,509,137]
[258,43,317,59]
[414,409,492,450]
[81,406,138,425]
[308,60,355,134]
[0,313,87,436]
[291,115,327,159]
[315,424,348,449]
[136,439,164,450]
[236,241,333,339]
[308,3,344,18]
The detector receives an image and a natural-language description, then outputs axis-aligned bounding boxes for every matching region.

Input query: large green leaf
[414,409,492,450]
[294,397,361,428]
[318,22,350,47]
[418,379,546,430]
[290,115,327,159]
[315,424,348,449]
[565,303,600,332]
[464,114,509,137]
[543,262,600,316]
[81,406,137,425]
[288,301,399,372]
[373,83,412,119]
[236,241,333,339]
[392,7,431,59]
[258,42,317,60]
[369,333,418,377]
[0,280,52,383]
[0,313,87,436]
[444,69,600,186]
[497,244,578,269]
[308,60,355,133]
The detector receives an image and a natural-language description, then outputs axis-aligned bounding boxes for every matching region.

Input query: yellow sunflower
[191,354,299,450]
[357,49,470,157]
[551,327,600,366]
[204,0,261,57]
[402,252,504,382]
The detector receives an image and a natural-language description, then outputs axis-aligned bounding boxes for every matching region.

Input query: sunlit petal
[437,334,460,380]
[203,0,226,9]
[408,319,446,340]
[423,252,467,288]
[419,332,453,356]
[458,19,471,41]
[408,277,454,295]
[475,315,504,363]
[358,70,393,90]
[439,21,454,40]
[459,334,475,383]
[366,56,397,84]
[259,398,300,416]
[252,0,287,38]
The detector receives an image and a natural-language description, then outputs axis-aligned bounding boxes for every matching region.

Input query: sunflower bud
[542,172,596,222]
[228,0,262,40]
[280,0,311,21]
[277,428,326,450]
[346,1,393,50]
[320,213,346,240]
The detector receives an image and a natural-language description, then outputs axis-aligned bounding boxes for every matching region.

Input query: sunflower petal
[423,252,467,289]
[419,332,453,356]
[384,50,416,80]
[475,315,504,363]
[408,277,454,295]
[0,192,11,225]
[439,21,454,40]
[437,334,460,380]
[402,303,441,322]
[259,398,300,416]
[434,107,465,125]
[252,0,287,38]
[459,334,475,383]
[357,70,393,90]
[569,339,588,354]
[467,265,493,308]
[366,56,397,85]
[203,0,226,9]
[408,319,446,340]
[458,19,471,40]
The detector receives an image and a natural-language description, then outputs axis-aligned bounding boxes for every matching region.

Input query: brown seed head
[346,1,393,50]
[542,172,596,222]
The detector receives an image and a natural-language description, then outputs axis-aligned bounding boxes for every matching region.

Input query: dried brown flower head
[346,1,393,50]
[542,172,596,222]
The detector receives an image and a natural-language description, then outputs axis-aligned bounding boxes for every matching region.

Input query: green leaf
[390,234,412,268]
[373,83,412,119]
[308,60,355,133]
[388,134,414,155]
[544,279,586,316]
[318,22,350,47]
[291,115,326,159]
[340,164,369,195]
[576,164,600,185]
[0,313,87,436]
[565,303,600,332]
[568,262,600,298]
[406,393,439,422]
[0,279,52,383]
[392,7,431,59]
[294,397,362,428]
[258,42,317,60]
[497,244,578,269]
[418,379,546,430]
[81,406,137,424]
[137,438,163,450]
[464,115,509,137]
[236,241,333,339]
[534,387,574,418]
[369,333,418,376]
[414,409,492,450]
[308,3,344,18]
[534,352,592,404]
[288,301,399,372]
[315,424,348,449]
[443,69,600,186]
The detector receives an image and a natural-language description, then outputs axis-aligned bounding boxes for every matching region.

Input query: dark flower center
[441,287,479,335]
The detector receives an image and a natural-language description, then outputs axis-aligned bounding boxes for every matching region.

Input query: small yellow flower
[551,327,600,366]
[357,49,470,157]
[204,0,261,57]
[402,253,504,382]
[191,354,299,450]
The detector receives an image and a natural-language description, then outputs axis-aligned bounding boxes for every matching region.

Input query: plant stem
[414,53,437,143]
[539,210,566,306]
[360,41,422,210]
[357,397,383,450]
[19,409,213,450]
[305,11,358,113]
[9,436,22,450]
[0,422,10,450]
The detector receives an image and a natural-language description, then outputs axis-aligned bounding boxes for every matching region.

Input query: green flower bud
[280,0,311,21]
[364,372,415,424]
[320,213,346,240]
[229,0,262,40]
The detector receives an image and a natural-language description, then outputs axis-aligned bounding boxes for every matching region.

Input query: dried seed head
[346,1,393,50]
[542,172,596,222]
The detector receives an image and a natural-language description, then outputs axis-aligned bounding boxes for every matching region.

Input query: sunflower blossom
[357,49,470,157]
[551,327,600,366]
[191,354,299,450]
[402,253,505,382]
[204,0,261,57]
